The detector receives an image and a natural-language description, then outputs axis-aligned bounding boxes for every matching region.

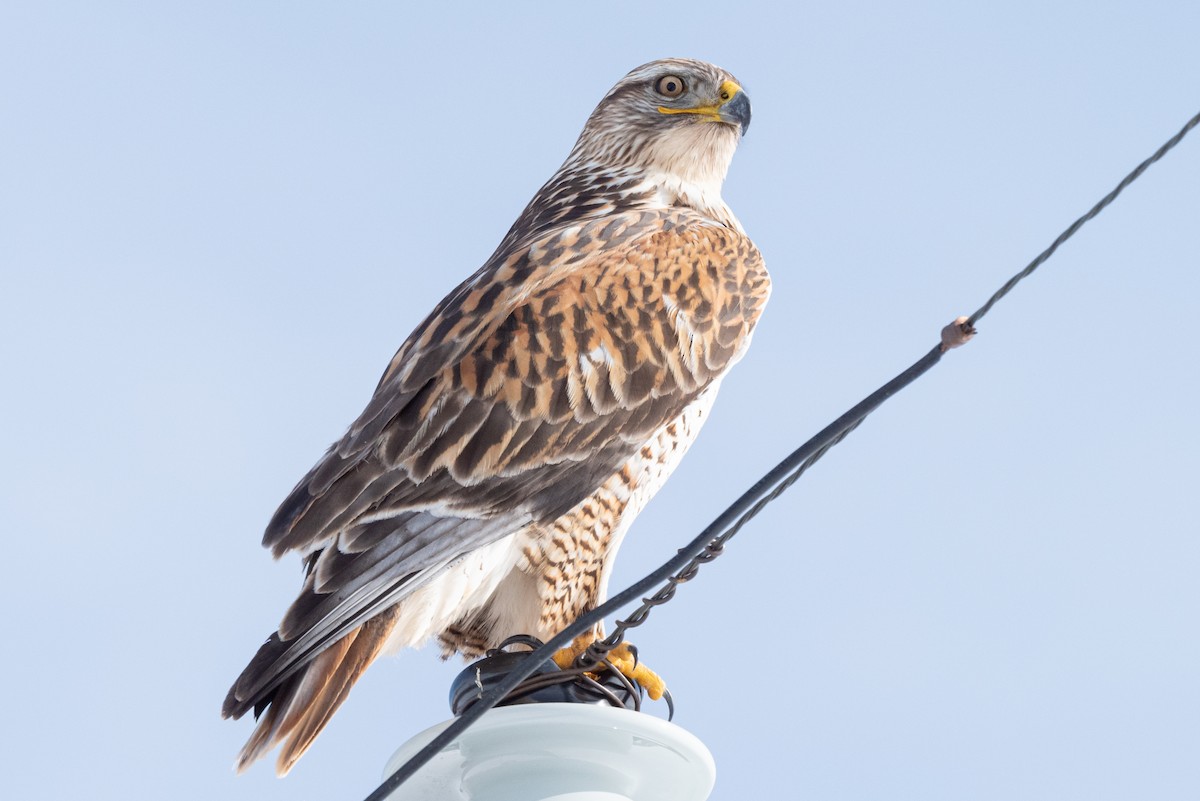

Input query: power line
[363,106,1200,801]
[969,109,1200,325]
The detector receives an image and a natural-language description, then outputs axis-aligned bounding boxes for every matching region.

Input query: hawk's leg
[551,632,667,701]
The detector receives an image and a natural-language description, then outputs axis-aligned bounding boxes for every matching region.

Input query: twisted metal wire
[363,107,1199,801]
[577,418,868,671]
[968,108,1200,326]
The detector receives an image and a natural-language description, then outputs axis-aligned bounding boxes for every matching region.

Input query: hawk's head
[569,58,751,198]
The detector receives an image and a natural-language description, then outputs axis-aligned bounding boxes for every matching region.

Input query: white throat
[640,126,742,230]
[646,169,741,231]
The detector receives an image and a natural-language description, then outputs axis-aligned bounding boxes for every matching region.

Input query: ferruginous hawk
[223,57,769,776]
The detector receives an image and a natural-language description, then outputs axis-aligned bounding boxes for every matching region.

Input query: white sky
[3,2,1198,799]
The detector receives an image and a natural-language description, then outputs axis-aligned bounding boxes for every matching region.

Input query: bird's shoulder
[383,206,766,395]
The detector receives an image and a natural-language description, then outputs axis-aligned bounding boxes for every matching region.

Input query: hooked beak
[719,86,752,136]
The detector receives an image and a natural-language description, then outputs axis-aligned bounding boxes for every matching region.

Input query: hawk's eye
[655,75,686,98]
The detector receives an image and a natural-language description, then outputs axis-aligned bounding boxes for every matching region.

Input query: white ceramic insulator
[380,704,715,801]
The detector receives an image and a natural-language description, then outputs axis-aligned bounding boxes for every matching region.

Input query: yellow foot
[551,633,593,670]
[607,643,666,701]
[550,634,667,701]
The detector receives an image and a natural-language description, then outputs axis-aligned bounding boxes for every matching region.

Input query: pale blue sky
[3,2,1198,799]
